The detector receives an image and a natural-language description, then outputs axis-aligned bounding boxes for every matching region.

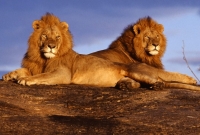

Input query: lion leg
[127,63,197,85]
[2,68,31,81]
[18,67,71,86]
[125,63,159,85]
[116,77,140,91]
[126,71,158,85]
[157,70,197,85]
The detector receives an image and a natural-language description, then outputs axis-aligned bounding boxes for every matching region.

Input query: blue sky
[0,0,200,82]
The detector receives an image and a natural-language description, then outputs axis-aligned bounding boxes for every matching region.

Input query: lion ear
[133,24,141,35]
[60,22,69,30]
[157,24,164,32]
[32,20,42,30]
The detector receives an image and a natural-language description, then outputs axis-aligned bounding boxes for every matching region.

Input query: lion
[91,16,165,69]
[91,17,200,90]
[2,13,140,89]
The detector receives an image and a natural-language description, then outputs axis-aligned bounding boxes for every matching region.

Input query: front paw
[116,78,140,91]
[17,77,37,86]
[2,68,30,82]
[150,81,165,90]
[2,71,19,81]
[182,75,197,85]
[187,76,197,85]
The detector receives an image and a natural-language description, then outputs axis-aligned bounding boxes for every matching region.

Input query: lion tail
[165,83,200,91]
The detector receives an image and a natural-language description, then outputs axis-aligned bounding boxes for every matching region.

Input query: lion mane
[22,13,73,75]
[91,16,166,69]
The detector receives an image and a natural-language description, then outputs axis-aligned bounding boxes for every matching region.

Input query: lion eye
[41,34,47,39]
[56,36,61,40]
[145,36,149,39]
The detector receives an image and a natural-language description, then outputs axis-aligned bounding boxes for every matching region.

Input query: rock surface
[0,80,200,134]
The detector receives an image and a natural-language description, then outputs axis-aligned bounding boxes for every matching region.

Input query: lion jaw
[149,50,159,55]
[44,52,56,58]
[42,47,58,58]
[146,45,160,56]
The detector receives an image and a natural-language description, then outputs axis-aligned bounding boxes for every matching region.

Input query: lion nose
[48,44,56,49]
[152,43,159,47]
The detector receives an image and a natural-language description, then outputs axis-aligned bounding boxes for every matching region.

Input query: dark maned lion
[2,13,139,88]
[91,17,200,90]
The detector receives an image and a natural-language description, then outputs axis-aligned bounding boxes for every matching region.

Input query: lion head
[109,17,166,69]
[22,13,73,75]
[132,17,166,57]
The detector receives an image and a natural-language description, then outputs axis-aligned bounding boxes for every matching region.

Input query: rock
[0,80,200,134]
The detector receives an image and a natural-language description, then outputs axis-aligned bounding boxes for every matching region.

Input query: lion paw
[18,78,31,86]
[116,77,140,91]
[150,81,165,90]
[2,68,30,82]
[185,76,197,85]
[2,71,19,81]
[17,77,38,86]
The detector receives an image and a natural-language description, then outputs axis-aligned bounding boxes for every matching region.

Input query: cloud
[1,0,200,72]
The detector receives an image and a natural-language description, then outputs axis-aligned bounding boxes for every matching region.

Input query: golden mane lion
[2,14,200,91]
[2,13,139,88]
[91,17,200,90]
[92,16,166,69]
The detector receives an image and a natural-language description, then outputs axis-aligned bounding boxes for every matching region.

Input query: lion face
[143,30,161,56]
[133,18,166,58]
[39,26,62,58]
[30,16,69,59]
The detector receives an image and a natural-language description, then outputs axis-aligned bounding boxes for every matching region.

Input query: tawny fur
[91,17,166,69]
[22,14,73,75]
[2,13,138,88]
[91,17,200,90]
[2,14,199,90]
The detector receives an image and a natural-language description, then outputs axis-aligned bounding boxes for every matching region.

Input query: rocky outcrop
[0,80,200,134]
